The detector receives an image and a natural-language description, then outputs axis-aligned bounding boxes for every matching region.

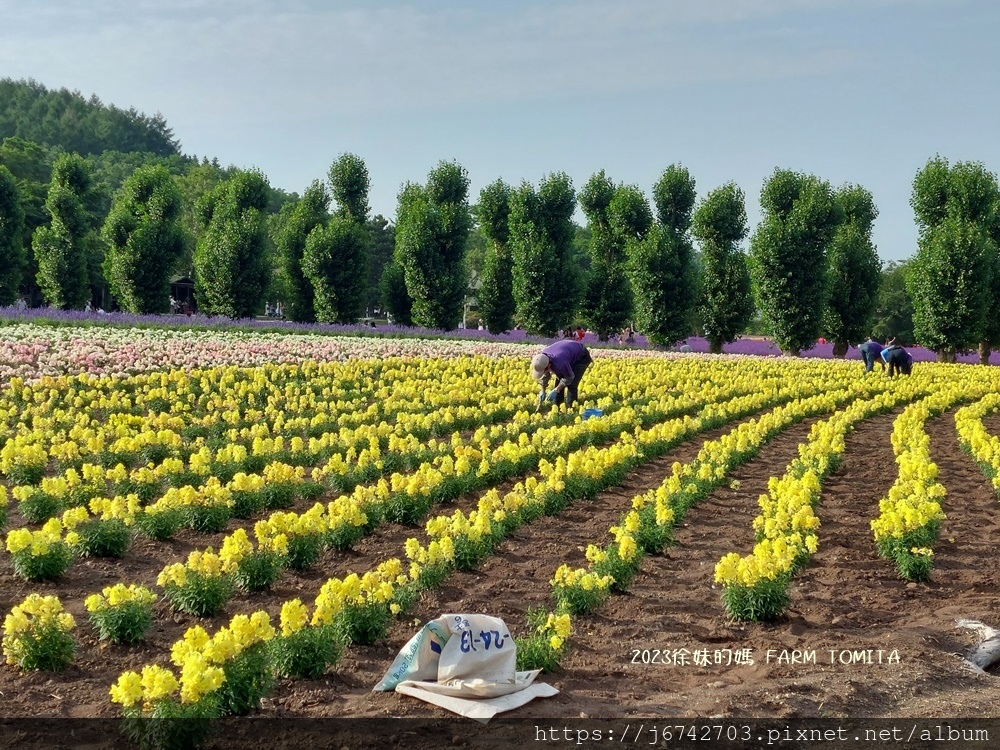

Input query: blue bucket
[581,408,604,420]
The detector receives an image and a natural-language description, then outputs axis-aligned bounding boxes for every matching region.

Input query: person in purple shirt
[858,336,887,373]
[531,339,593,410]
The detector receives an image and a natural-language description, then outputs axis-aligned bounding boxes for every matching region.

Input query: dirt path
[278,417,823,720]
[7,406,1000,723]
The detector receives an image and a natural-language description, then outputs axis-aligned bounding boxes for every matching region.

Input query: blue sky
[2,0,997,262]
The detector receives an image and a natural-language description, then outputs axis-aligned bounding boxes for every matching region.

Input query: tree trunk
[936,347,956,363]
[831,340,849,358]
[782,348,800,357]
[710,339,723,355]
[979,341,992,366]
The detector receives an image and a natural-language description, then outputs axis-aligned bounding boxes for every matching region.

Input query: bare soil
[4,409,1000,737]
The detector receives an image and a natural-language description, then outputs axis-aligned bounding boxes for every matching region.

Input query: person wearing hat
[531,339,593,411]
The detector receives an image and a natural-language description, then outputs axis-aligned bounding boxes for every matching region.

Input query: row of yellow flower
[0,357,570,490]
[1,360,677,536]
[871,377,997,581]
[267,363,867,676]
[114,554,412,720]
[955,392,1000,496]
[97,359,859,706]
[96,357,782,567]
[106,366,768,604]
[5,360,901,584]
[0,370,708,592]
[0,354,829,490]
[404,363,875,617]
[111,610,276,716]
[2,359,846,562]
[7,360,767,610]
[2,356,538,434]
[714,377,935,619]
[397,362,901,670]
[551,376,895,622]
[317,363,797,539]
[714,364,1000,618]
[3,357,935,720]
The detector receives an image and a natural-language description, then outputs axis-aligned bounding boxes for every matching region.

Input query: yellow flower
[178,653,225,704]
[551,614,572,638]
[618,535,638,562]
[280,599,309,636]
[109,671,144,707]
[140,665,179,702]
[5,528,32,555]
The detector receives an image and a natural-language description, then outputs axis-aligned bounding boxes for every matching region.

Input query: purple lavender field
[677,336,1000,365]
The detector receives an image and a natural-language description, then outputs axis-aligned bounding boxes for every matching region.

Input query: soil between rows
[3,408,1000,727]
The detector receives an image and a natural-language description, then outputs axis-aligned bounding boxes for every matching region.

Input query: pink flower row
[0,325,534,384]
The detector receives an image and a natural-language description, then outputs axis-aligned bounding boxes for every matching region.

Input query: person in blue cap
[883,343,913,376]
[531,339,593,411]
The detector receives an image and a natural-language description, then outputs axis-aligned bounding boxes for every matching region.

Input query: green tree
[193,169,272,318]
[0,165,25,305]
[174,161,228,274]
[508,173,579,336]
[0,137,52,250]
[571,224,592,274]
[981,249,1000,364]
[464,225,488,281]
[691,182,754,354]
[302,154,370,324]
[86,150,190,219]
[748,169,842,355]
[628,165,697,347]
[870,260,915,346]
[823,185,881,357]
[101,165,185,313]
[0,78,180,157]
[395,161,472,330]
[328,153,369,223]
[32,153,95,309]
[906,156,1000,362]
[367,215,395,315]
[379,260,412,326]
[476,179,516,333]
[0,137,53,302]
[274,180,329,322]
[579,171,648,340]
[303,221,369,323]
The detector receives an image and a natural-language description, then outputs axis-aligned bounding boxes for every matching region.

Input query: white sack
[373,613,558,722]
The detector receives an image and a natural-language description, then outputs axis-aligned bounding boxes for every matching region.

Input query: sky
[2,0,997,262]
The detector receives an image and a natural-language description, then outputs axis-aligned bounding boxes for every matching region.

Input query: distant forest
[0,78,180,157]
[0,78,338,310]
[0,78,524,321]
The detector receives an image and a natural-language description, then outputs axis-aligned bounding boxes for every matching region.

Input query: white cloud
[0,0,887,118]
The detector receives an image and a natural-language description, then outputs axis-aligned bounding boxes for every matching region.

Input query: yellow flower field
[2,334,1000,723]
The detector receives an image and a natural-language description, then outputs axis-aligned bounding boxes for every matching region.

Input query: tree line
[0,79,180,158]
[2,132,999,361]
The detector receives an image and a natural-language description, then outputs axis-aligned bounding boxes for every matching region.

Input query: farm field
[3,325,1000,732]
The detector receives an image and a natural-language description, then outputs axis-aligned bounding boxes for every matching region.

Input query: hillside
[0,78,180,158]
